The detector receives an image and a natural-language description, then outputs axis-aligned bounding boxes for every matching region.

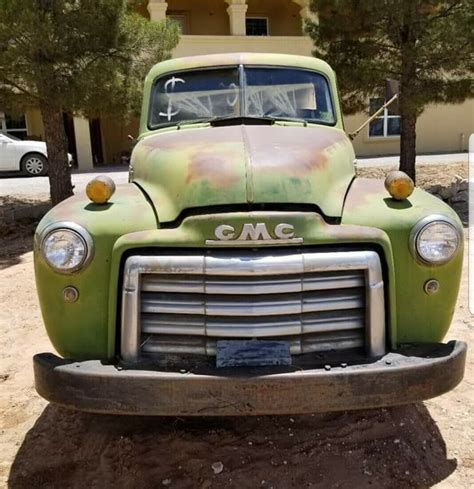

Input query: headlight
[40,223,93,273]
[410,216,461,265]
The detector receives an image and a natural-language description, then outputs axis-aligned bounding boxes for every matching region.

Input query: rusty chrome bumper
[33,341,466,416]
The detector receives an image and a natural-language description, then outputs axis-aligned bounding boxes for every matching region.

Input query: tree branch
[0,76,38,99]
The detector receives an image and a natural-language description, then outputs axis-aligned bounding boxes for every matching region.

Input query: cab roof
[145,52,335,84]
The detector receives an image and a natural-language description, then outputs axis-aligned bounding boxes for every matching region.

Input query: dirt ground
[0,164,472,489]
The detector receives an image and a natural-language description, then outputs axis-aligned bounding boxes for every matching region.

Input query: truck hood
[131,124,355,223]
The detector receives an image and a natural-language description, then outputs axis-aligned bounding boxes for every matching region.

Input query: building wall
[246,0,302,36]
[167,0,229,35]
[101,116,140,166]
[345,99,474,157]
[163,0,303,37]
[135,0,150,19]
[25,108,44,139]
[173,35,312,57]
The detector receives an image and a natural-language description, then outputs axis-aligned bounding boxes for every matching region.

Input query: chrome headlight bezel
[39,222,94,274]
[409,215,461,266]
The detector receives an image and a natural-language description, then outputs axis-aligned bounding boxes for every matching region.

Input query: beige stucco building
[3,0,472,169]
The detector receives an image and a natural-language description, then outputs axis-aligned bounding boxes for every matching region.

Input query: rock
[431,193,444,202]
[212,462,224,474]
[450,190,468,204]
[427,184,442,195]
[439,186,454,200]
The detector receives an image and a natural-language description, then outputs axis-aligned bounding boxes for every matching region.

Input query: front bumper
[34,341,466,416]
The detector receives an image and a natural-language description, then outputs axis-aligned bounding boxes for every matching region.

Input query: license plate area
[216,340,292,368]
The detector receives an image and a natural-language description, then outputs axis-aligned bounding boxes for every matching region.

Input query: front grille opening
[138,265,367,357]
[119,249,387,363]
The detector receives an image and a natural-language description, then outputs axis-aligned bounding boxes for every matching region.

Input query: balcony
[173,34,313,58]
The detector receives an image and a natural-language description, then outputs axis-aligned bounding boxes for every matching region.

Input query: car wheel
[21,153,48,176]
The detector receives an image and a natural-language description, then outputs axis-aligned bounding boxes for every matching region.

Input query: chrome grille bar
[140,289,364,316]
[140,330,365,356]
[141,270,365,295]
[121,250,385,362]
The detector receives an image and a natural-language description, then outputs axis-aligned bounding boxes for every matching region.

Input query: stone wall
[427,177,468,225]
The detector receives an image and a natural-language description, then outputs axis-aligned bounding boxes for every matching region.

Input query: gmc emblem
[206,223,303,246]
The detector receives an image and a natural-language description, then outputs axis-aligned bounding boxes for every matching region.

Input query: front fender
[34,183,157,359]
[342,178,463,343]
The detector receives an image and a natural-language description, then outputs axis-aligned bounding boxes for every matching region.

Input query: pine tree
[306,0,473,181]
[0,0,179,204]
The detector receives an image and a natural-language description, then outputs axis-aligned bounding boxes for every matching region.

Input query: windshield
[149,66,335,128]
[0,132,20,141]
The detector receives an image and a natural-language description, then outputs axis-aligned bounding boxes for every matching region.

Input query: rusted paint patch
[186,149,242,187]
[132,125,356,222]
[245,125,348,175]
[344,178,390,210]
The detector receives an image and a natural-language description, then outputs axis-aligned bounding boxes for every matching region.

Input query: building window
[368,97,400,138]
[0,112,28,139]
[168,13,188,34]
[246,17,269,36]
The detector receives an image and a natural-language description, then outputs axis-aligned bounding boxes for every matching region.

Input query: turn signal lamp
[86,175,116,204]
[384,171,414,200]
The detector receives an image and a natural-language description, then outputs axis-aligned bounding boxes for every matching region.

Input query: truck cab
[33,53,466,415]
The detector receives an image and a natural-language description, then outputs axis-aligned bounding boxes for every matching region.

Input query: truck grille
[121,250,385,362]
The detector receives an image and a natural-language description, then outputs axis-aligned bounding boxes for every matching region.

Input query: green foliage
[306,0,474,115]
[0,0,180,117]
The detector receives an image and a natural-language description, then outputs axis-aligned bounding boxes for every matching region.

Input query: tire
[21,153,48,177]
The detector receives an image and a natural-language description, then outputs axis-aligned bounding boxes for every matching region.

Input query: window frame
[147,64,338,130]
[1,111,28,139]
[245,16,270,36]
[167,12,189,35]
[368,98,400,139]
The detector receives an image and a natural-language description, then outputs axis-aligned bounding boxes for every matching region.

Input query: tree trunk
[398,4,418,184]
[399,105,417,183]
[40,101,74,205]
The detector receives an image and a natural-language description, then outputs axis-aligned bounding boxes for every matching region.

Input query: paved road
[0,167,129,198]
[356,152,468,167]
[0,152,468,198]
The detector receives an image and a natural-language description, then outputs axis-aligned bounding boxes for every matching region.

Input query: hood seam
[241,125,254,204]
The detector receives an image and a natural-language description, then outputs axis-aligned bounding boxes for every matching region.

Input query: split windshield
[149,66,336,128]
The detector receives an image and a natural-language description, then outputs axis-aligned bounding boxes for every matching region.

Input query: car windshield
[0,132,19,141]
[149,66,335,128]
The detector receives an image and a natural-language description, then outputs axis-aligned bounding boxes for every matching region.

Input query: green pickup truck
[33,53,466,415]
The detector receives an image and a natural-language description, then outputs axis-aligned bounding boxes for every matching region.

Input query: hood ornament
[206,223,303,246]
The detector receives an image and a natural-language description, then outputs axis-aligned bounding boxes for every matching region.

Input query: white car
[0,132,72,176]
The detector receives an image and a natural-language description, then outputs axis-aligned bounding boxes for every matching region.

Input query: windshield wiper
[271,116,308,126]
[176,116,276,128]
[160,115,310,129]
[176,118,218,128]
[207,115,309,127]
